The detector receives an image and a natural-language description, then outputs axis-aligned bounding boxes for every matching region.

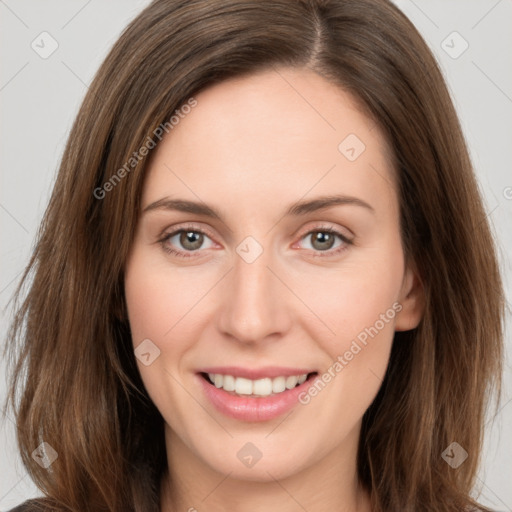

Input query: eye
[295,226,352,257]
[158,224,353,259]
[159,226,216,258]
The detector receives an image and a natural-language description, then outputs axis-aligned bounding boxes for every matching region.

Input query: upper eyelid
[299,223,352,239]
[161,223,217,241]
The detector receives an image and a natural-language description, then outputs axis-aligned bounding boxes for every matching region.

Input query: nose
[216,243,293,345]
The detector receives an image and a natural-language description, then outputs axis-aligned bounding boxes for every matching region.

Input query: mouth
[199,371,318,398]
[196,368,319,422]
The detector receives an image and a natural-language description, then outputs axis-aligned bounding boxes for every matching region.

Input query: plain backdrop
[1,0,511,510]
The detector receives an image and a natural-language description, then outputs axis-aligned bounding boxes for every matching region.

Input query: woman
[4,0,505,511]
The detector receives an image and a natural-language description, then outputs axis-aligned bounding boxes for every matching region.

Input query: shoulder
[7,504,30,511]
[7,499,46,511]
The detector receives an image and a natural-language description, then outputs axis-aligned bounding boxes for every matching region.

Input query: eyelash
[158,223,353,259]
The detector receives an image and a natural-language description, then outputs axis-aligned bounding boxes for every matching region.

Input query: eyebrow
[143,194,375,222]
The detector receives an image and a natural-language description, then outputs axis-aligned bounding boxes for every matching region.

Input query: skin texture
[124,67,424,512]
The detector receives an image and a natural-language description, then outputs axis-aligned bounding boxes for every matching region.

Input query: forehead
[142,67,396,216]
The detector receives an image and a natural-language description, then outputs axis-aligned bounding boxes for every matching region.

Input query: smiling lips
[197,366,318,422]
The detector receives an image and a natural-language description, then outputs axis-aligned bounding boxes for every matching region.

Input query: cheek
[291,248,403,344]
[124,250,196,421]
[289,243,403,401]
[123,251,194,417]
[123,248,220,407]
[124,249,210,345]
[294,273,400,429]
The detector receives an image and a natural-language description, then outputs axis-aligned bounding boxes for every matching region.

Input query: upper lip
[197,366,316,380]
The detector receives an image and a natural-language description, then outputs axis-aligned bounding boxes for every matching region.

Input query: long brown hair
[4,0,504,510]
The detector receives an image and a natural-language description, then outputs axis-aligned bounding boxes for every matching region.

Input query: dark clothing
[8,500,41,511]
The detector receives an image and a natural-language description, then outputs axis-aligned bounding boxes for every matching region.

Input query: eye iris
[311,231,335,251]
[180,231,203,250]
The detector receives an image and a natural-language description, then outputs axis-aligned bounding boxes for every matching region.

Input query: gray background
[1,0,511,510]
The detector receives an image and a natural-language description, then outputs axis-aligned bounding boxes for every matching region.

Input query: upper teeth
[207,373,308,397]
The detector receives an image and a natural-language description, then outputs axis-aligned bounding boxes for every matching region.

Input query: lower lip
[197,373,316,422]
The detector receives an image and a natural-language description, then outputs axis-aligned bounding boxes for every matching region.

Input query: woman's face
[124,67,423,482]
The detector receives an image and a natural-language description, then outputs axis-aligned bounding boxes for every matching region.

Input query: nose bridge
[217,237,291,343]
